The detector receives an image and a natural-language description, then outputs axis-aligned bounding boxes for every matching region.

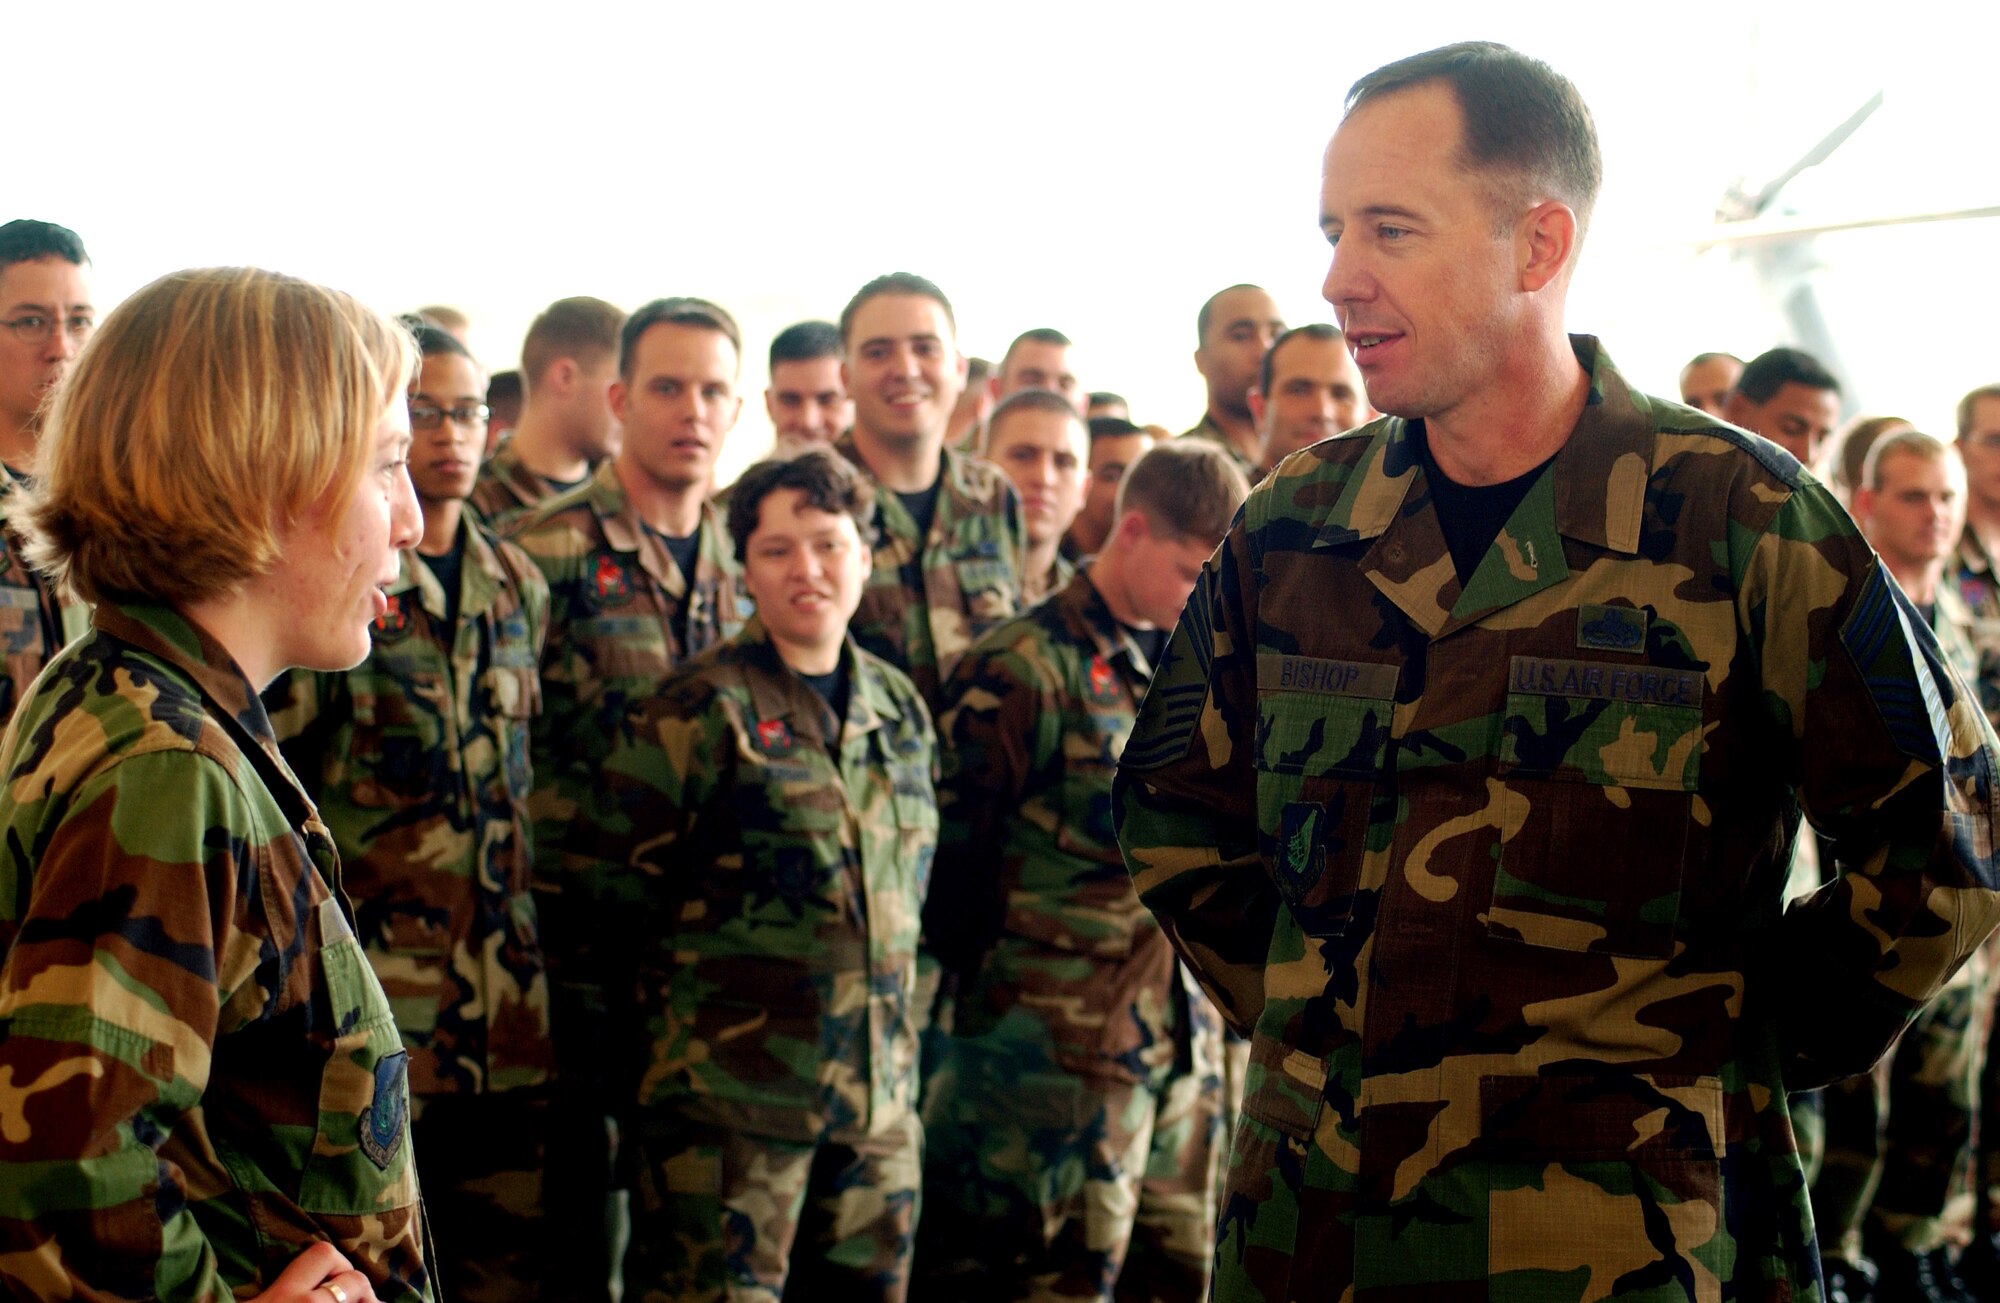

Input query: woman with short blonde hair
[0,266,432,1303]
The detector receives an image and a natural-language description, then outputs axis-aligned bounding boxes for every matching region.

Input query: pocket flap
[1240,1032,1328,1141]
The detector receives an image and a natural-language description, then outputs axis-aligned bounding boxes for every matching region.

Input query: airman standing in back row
[272,323,555,1302]
[1179,284,1285,478]
[508,295,751,1303]
[831,273,1027,1055]
[0,219,93,720]
[470,296,626,529]
[833,272,1026,714]
[1116,41,2000,1301]
[981,389,1090,605]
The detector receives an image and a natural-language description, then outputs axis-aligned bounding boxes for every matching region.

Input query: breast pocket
[1493,663,1705,958]
[345,670,448,810]
[480,662,540,803]
[953,552,1017,640]
[1254,691,1392,938]
[302,897,420,1216]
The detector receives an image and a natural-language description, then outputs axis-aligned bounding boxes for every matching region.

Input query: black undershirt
[539,473,589,495]
[1412,423,1554,585]
[798,661,851,749]
[895,482,943,541]
[644,523,703,645]
[1123,623,1170,670]
[418,531,466,631]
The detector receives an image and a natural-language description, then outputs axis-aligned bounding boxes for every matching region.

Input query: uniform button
[1387,544,1406,564]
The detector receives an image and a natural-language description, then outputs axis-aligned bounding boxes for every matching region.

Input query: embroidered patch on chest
[755,718,795,756]
[373,594,412,639]
[593,554,632,603]
[1087,656,1119,704]
[358,1050,409,1170]
[1577,603,1647,652]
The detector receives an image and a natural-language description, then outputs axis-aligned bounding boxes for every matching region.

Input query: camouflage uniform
[509,460,749,885]
[0,474,84,723]
[1021,551,1077,608]
[833,433,1025,713]
[917,569,1225,1301]
[832,434,1024,1055]
[1811,587,1992,1270]
[1177,415,1257,482]
[469,435,585,531]
[560,616,937,1302]
[272,518,554,1303]
[0,600,430,1301]
[1114,338,2000,1302]
[509,461,750,1302]
[1953,531,2000,1264]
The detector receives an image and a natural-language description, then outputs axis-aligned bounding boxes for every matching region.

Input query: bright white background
[22,1,2000,485]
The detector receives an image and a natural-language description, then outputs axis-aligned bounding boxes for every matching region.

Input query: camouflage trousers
[408,1087,552,1303]
[1813,948,1992,1258]
[624,1109,921,1303]
[913,1036,1225,1301]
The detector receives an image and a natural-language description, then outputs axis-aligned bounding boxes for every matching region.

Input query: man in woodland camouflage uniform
[565,449,936,1301]
[508,295,750,1301]
[832,271,1025,713]
[1115,43,2000,1302]
[273,324,555,1302]
[0,220,92,720]
[830,271,1025,1057]
[917,441,1245,1302]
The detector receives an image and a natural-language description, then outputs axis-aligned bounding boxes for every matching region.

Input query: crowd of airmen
[2,122,2000,1303]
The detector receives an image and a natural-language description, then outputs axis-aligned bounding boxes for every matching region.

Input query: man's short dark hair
[726,446,878,564]
[620,296,741,380]
[839,272,956,345]
[1196,284,1266,345]
[1116,441,1249,546]
[985,388,1085,450]
[1258,323,1345,396]
[0,220,89,271]
[407,320,476,362]
[1346,42,1602,234]
[1735,347,1840,404]
[1957,384,2000,441]
[1088,391,1127,410]
[521,296,624,389]
[1088,416,1144,444]
[966,356,995,386]
[1001,327,1072,370]
[769,320,842,370]
[487,369,523,407]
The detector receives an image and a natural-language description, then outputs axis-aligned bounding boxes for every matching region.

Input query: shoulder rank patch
[1578,603,1646,652]
[593,554,632,603]
[373,594,411,639]
[755,718,794,756]
[358,1050,409,1170]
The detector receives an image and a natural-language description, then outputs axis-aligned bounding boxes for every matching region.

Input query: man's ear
[1518,200,1579,293]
